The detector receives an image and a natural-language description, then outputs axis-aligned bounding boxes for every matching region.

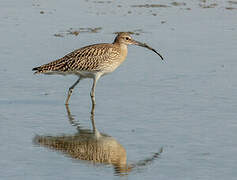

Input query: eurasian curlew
[32,32,163,105]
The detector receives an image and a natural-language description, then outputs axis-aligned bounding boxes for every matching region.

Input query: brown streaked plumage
[32,32,163,105]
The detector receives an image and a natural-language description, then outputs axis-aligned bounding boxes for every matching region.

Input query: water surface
[0,0,237,179]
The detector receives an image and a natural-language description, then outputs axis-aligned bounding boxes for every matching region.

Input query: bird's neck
[120,43,128,58]
[113,42,128,59]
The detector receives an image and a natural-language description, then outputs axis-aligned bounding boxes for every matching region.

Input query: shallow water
[1,0,237,179]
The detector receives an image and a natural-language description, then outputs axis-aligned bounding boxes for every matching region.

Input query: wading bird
[32,32,163,105]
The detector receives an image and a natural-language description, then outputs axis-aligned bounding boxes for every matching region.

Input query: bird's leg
[90,102,96,132]
[90,100,101,137]
[65,77,81,105]
[90,79,97,105]
[90,74,101,106]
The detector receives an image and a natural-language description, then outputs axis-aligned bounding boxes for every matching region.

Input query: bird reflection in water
[34,104,163,176]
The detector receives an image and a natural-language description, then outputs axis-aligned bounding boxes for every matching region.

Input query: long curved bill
[133,40,164,60]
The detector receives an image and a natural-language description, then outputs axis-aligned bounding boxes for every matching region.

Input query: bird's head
[113,32,163,60]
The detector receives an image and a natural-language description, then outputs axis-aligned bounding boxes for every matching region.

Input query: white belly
[44,70,108,79]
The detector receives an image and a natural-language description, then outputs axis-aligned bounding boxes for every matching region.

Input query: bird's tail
[32,66,42,74]
[32,58,65,74]
[32,65,51,74]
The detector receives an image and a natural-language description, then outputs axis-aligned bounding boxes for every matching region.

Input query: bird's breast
[99,45,127,74]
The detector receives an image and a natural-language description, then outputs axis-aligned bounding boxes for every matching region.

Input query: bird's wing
[68,44,114,72]
[32,44,116,74]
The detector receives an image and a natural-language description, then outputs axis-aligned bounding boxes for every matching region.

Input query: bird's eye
[125,37,130,40]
